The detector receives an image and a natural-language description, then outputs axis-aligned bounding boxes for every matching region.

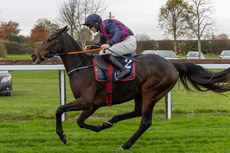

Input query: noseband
[46,34,63,57]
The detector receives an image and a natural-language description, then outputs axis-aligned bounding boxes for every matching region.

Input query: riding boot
[102,54,130,80]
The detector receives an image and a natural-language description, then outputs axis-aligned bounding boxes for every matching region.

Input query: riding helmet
[83,14,102,29]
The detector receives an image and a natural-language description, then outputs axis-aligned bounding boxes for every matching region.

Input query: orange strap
[68,47,103,55]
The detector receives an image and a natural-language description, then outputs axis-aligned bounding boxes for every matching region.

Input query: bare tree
[0,10,3,25]
[37,18,60,35]
[0,9,1,22]
[215,33,229,40]
[183,0,214,58]
[59,0,106,48]
[159,0,189,54]
[59,0,78,37]
[135,33,151,41]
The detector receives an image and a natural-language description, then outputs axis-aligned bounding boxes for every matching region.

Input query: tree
[59,0,78,38]
[0,12,1,23]
[91,32,100,43]
[36,18,60,35]
[215,33,229,40]
[159,0,189,54]
[0,43,7,58]
[78,27,93,42]
[58,0,106,48]
[183,0,214,58]
[0,21,20,40]
[135,33,151,41]
[8,34,27,43]
[28,25,48,48]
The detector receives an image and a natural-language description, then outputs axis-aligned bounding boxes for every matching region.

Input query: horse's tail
[173,62,230,93]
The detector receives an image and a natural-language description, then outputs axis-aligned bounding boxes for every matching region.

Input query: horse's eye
[47,38,51,42]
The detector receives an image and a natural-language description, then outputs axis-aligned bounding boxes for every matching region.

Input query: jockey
[83,14,137,80]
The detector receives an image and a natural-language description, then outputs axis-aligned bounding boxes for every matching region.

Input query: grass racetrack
[0,69,230,153]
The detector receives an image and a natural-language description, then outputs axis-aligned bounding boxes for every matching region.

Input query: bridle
[46,33,64,58]
[43,32,94,75]
[36,31,64,62]
[46,32,103,56]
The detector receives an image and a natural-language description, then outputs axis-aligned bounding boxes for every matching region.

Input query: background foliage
[136,40,230,55]
[0,43,7,57]
[1,39,230,55]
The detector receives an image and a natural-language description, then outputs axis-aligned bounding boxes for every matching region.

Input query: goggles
[88,24,94,29]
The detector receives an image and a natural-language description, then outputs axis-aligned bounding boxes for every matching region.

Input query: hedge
[2,39,230,55]
[136,40,230,54]
[4,42,34,55]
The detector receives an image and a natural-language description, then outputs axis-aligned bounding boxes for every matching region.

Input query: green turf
[0,55,230,152]
[3,54,32,60]
[0,116,230,153]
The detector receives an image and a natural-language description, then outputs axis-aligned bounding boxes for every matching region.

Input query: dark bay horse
[31,26,230,151]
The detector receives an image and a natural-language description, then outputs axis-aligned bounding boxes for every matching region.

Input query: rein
[49,43,139,62]
[53,47,103,56]
[46,35,102,75]
[48,43,103,57]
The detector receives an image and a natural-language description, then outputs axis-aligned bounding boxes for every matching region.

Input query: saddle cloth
[93,54,136,82]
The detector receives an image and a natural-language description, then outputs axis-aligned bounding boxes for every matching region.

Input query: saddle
[93,54,136,106]
[93,54,136,82]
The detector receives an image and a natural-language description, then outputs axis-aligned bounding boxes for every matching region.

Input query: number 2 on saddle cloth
[93,54,136,106]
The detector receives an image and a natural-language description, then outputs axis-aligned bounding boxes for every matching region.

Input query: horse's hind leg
[118,76,177,150]
[118,96,155,151]
[106,96,142,125]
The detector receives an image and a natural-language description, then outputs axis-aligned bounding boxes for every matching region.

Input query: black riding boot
[102,54,130,80]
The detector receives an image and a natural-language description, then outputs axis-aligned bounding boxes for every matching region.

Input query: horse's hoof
[103,121,113,128]
[117,147,124,151]
[62,134,68,145]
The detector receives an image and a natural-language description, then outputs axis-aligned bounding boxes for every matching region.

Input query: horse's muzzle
[31,49,50,64]
[31,53,43,64]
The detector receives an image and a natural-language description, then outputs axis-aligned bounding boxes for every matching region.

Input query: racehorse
[31,26,230,151]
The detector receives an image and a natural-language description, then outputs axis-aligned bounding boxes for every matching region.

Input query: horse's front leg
[56,98,88,144]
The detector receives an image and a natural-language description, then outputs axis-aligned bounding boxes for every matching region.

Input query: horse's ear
[63,26,69,32]
[59,26,69,34]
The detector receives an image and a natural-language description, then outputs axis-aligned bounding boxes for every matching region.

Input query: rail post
[59,70,66,121]
[165,91,172,119]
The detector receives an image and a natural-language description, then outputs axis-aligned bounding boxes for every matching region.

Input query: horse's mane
[63,32,93,67]
[64,32,82,51]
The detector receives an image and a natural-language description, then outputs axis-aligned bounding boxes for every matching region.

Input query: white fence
[1,64,229,121]
[166,64,230,119]
[0,65,66,121]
